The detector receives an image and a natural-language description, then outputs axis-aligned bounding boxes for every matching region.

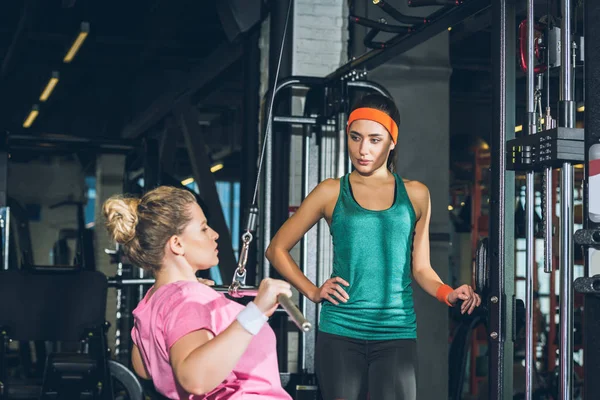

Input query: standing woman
[266,93,481,400]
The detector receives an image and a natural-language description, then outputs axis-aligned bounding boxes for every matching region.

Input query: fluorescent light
[210,163,224,173]
[40,71,59,102]
[515,125,523,132]
[63,22,90,63]
[181,164,224,185]
[23,105,40,128]
[181,177,194,186]
[577,105,585,112]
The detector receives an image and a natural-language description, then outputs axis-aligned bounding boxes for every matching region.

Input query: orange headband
[347,107,398,144]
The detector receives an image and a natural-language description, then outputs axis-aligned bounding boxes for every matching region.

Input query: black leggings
[315,331,417,400]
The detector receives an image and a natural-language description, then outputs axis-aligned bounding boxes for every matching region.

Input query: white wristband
[236,301,268,335]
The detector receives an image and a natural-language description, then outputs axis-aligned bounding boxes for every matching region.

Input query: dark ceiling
[1,0,585,182]
[0,0,229,139]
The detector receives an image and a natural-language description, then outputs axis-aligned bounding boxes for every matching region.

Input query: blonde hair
[103,186,197,271]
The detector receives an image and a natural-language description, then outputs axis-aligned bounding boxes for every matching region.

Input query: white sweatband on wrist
[236,301,268,335]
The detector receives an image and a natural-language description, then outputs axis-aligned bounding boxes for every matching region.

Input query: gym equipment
[574,1,600,398]
[349,0,470,50]
[494,0,599,398]
[0,134,153,399]
[0,268,112,400]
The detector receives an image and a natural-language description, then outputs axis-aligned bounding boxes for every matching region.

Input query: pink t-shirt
[131,280,292,400]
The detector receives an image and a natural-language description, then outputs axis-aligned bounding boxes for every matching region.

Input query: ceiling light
[181,177,194,186]
[40,71,59,102]
[577,105,585,112]
[210,163,224,173]
[64,22,90,63]
[23,105,40,128]
[181,164,224,185]
[515,125,523,132]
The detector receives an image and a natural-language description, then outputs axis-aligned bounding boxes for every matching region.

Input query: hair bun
[103,197,141,244]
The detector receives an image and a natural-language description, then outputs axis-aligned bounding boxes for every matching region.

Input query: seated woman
[103,186,292,399]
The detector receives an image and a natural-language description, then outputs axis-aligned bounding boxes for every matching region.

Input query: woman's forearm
[266,246,319,301]
[413,266,445,298]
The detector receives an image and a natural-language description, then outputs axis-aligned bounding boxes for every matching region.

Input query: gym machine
[493,0,599,398]
[574,0,600,399]
[0,133,148,400]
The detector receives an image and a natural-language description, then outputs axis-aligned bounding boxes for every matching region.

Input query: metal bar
[558,0,575,398]
[525,172,534,400]
[543,168,553,273]
[107,278,156,286]
[262,115,273,280]
[0,132,8,209]
[337,111,348,177]
[489,0,516,398]
[0,208,10,271]
[8,133,139,153]
[375,0,428,25]
[327,0,490,81]
[524,1,536,397]
[278,295,311,332]
[349,15,412,34]
[273,116,318,125]
[559,163,574,400]
[299,129,310,371]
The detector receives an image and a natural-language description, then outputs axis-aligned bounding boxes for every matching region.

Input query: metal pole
[559,0,575,399]
[262,122,273,280]
[490,0,516,398]
[298,126,311,371]
[542,2,554,276]
[525,0,536,397]
[0,209,10,271]
[543,164,553,274]
[559,166,574,400]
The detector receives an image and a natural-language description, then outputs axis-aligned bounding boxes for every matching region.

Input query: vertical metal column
[524,1,536,398]
[0,132,9,271]
[337,111,348,178]
[582,0,600,396]
[299,124,319,373]
[558,1,575,398]
[489,0,516,398]
[262,118,273,279]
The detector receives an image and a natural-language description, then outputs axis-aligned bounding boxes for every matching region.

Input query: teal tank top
[319,173,417,340]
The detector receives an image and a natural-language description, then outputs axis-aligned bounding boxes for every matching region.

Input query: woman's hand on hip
[310,277,349,305]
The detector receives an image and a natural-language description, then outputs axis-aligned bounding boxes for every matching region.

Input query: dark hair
[351,93,400,171]
[103,186,197,272]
